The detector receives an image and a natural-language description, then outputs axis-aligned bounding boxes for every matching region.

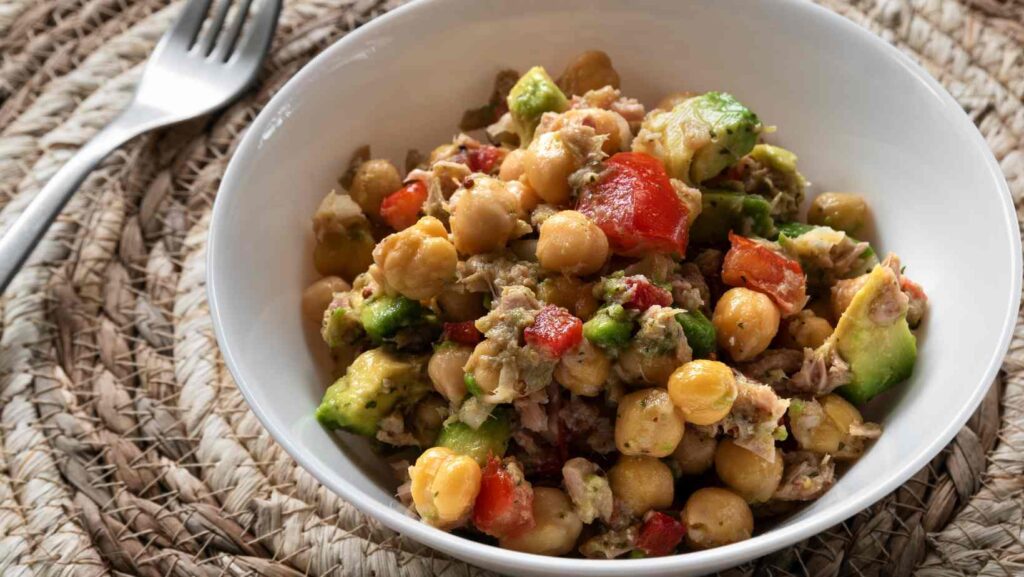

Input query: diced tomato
[466,145,507,174]
[623,276,673,310]
[523,305,583,358]
[380,181,428,230]
[636,512,686,557]
[577,152,690,256]
[473,457,535,538]
[442,321,482,345]
[722,231,807,316]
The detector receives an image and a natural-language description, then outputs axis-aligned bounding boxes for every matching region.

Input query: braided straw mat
[0,0,1022,575]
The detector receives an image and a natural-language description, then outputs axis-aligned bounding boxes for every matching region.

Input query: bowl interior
[209,0,1020,574]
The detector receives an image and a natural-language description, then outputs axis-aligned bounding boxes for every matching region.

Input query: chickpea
[505,179,541,216]
[672,425,718,476]
[301,276,350,327]
[349,159,402,221]
[681,488,753,549]
[808,192,869,234]
[536,211,609,276]
[714,440,783,503]
[464,340,504,399]
[313,228,376,282]
[543,108,632,155]
[781,310,834,350]
[499,488,582,556]
[428,345,473,402]
[436,286,485,322]
[712,287,781,361]
[557,50,621,96]
[655,91,698,111]
[524,131,578,206]
[554,340,611,396]
[830,274,869,322]
[668,360,737,425]
[537,277,598,319]
[608,455,674,517]
[373,216,457,300]
[411,396,448,446]
[792,394,866,459]
[409,447,482,529]
[499,148,528,182]
[450,176,519,255]
[615,388,685,457]
[617,347,683,387]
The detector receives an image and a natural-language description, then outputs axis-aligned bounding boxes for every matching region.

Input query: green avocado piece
[435,408,511,465]
[315,348,429,436]
[690,190,775,244]
[359,294,430,343]
[675,310,716,358]
[832,265,917,404]
[583,304,634,349]
[463,372,484,397]
[688,93,762,183]
[507,66,569,144]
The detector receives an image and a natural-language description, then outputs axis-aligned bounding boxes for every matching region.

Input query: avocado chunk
[315,348,429,436]
[689,190,775,244]
[634,92,761,185]
[583,304,634,349]
[675,310,716,358]
[831,264,917,404]
[435,408,512,465]
[507,66,569,145]
[360,293,431,343]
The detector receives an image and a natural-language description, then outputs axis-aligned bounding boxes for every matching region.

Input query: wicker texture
[0,0,1020,575]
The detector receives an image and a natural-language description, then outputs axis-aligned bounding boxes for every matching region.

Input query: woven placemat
[0,0,1021,575]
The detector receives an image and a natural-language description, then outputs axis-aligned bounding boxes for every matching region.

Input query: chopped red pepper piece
[379,181,428,231]
[722,231,807,316]
[473,457,535,538]
[465,145,507,174]
[900,276,927,302]
[636,512,686,557]
[623,276,673,310]
[577,152,690,256]
[442,321,482,346]
[523,305,583,358]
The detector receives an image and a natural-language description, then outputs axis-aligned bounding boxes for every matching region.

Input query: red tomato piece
[636,512,686,557]
[473,457,535,538]
[523,305,583,358]
[722,231,807,316]
[577,152,690,256]
[623,276,673,310]
[380,181,428,230]
[900,276,927,302]
[466,145,507,174]
[442,321,482,346]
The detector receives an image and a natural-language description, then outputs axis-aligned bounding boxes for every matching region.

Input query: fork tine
[164,0,214,49]
[211,0,255,61]
[227,0,281,62]
[196,0,233,56]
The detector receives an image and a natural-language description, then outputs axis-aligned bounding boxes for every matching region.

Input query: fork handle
[0,113,147,294]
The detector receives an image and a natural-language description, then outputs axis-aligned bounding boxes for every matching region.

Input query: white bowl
[208,0,1021,574]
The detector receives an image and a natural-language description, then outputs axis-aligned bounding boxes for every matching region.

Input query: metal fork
[0,0,281,292]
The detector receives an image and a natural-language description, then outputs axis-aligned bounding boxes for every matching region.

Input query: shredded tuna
[738,348,804,387]
[460,254,542,297]
[376,411,419,447]
[721,374,789,462]
[579,526,639,559]
[515,389,550,434]
[559,395,616,454]
[773,452,835,501]
[562,458,614,524]
[850,421,882,439]
[672,263,710,313]
[789,343,852,396]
